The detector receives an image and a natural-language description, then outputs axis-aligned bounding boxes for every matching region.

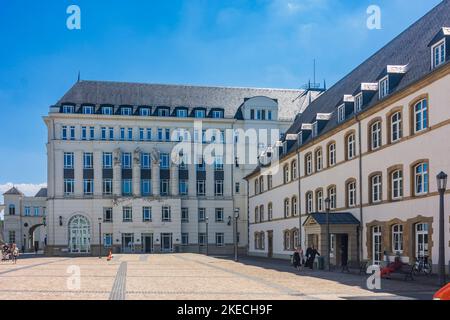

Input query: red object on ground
[434,283,450,300]
[107,250,113,261]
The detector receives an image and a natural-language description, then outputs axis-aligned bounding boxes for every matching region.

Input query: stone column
[171,163,179,196]
[133,148,141,197]
[113,148,122,197]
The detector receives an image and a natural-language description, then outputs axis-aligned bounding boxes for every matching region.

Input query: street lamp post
[325,197,331,271]
[98,218,102,259]
[205,217,209,256]
[437,171,447,287]
[234,208,240,262]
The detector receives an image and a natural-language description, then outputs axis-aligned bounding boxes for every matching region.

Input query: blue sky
[0,0,442,201]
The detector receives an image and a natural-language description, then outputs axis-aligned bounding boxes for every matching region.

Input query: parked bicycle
[413,256,432,276]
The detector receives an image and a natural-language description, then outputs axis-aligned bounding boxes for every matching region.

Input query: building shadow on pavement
[212,255,441,300]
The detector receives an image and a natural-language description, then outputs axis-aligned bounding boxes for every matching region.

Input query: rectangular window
[89,127,95,140]
[214,180,224,196]
[120,128,125,141]
[181,208,189,223]
[216,233,225,247]
[214,156,224,171]
[123,207,132,222]
[195,110,205,118]
[268,111,273,120]
[101,127,107,140]
[146,128,152,141]
[34,207,39,216]
[197,180,205,196]
[179,180,188,195]
[83,105,94,114]
[198,208,206,222]
[141,153,151,169]
[165,129,171,141]
[81,126,87,140]
[83,179,94,195]
[181,233,189,245]
[215,208,224,222]
[102,106,113,115]
[109,127,114,140]
[103,208,113,222]
[177,109,188,117]
[127,128,133,141]
[104,234,113,248]
[158,108,169,117]
[160,180,169,196]
[158,128,163,141]
[64,152,74,169]
[162,206,171,222]
[379,76,389,99]
[122,179,132,196]
[198,233,206,246]
[64,179,75,195]
[70,126,76,140]
[25,207,31,216]
[141,179,151,196]
[355,93,363,113]
[122,153,132,169]
[139,128,145,141]
[140,108,150,116]
[160,153,169,169]
[8,231,16,244]
[433,40,446,68]
[212,110,223,118]
[338,105,345,123]
[103,179,113,195]
[121,107,132,116]
[103,153,112,169]
[62,105,74,114]
[235,182,240,194]
[83,153,93,169]
[143,207,152,222]
[61,126,68,140]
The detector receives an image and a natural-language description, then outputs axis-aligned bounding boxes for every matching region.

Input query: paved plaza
[0,254,440,300]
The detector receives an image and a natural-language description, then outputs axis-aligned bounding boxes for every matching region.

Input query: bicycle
[413,256,433,276]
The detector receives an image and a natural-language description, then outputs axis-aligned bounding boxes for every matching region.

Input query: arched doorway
[28,224,45,253]
[68,215,91,253]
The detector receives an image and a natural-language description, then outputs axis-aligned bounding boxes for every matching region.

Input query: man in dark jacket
[305,245,320,269]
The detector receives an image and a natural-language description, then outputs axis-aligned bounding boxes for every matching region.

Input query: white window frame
[392,224,404,254]
[338,104,346,123]
[123,207,133,222]
[306,192,313,214]
[379,76,389,99]
[432,39,446,69]
[347,134,356,160]
[391,112,402,143]
[371,121,382,150]
[315,149,323,171]
[347,181,356,207]
[371,175,382,203]
[414,99,428,133]
[316,190,323,212]
[162,206,171,222]
[391,170,403,200]
[140,108,150,116]
[354,93,363,113]
[328,143,336,166]
[414,163,429,196]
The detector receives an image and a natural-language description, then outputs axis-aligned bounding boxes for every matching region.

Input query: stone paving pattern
[0,254,440,300]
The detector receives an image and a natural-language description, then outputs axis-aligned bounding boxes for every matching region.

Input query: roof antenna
[77,71,81,83]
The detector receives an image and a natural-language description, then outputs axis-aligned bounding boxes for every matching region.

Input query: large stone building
[42,81,320,256]
[2,187,47,251]
[246,1,450,272]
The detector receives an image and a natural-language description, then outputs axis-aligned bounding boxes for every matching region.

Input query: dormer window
[139,108,150,116]
[297,132,303,145]
[102,106,113,115]
[176,109,188,118]
[337,105,346,123]
[121,107,132,116]
[158,108,170,117]
[195,109,205,118]
[62,105,75,114]
[379,76,389,99]
[82,105,94,114]
[212,110,224,119]
[282,141,287,154]
[432,39,446,69]
[354,93,363,113]
[312,122,318,138]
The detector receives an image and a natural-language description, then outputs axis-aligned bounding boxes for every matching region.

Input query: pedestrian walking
[305,245,320,270]
[293,248,301,270]
[12,244,19,264]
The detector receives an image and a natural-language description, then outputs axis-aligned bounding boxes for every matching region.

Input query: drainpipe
[357,116,364,264]
[297,145,303,247]
[246,179,250,257]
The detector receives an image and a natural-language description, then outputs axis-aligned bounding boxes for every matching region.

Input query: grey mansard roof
[57,80,311,121]
[286,0,450,141]
[3,187,23,196]
[34,188,47,198]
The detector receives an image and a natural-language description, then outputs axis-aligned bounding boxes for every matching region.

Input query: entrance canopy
[303,213,360,226]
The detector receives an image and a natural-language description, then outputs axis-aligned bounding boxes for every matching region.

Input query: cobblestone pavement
[0,254,440,300]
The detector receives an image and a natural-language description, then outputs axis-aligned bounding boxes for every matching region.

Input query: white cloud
[0,183,47,220]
